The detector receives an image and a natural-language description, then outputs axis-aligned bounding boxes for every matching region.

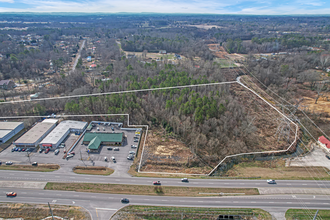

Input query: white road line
[96,208,118,211]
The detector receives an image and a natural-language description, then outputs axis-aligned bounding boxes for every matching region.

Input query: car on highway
[32,162,38,166]
[267,179,276,184]
[54,149,59,155]
[131,145,137,148]
[181,178,189,182]
[153,181,161,185]
[114,147,119,151]
[6,192,17,197]
[121,198,129,203]
[107,147,113,150]
[5,161,13,165]
[45,148,50,154]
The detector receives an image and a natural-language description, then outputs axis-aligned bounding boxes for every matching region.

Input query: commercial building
[83,132,123,152]
[318,136,330,152]
[13,119,58,148]
[0,122,24,144]
[40,120,87,149]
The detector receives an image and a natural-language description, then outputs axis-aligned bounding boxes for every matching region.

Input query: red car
[70,151,75,155]
[45,148,50,154]
[153,181,161,185]
[6,192,17,197]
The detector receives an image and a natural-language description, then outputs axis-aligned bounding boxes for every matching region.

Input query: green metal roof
[87,136,102,150]
[83,132,123,143]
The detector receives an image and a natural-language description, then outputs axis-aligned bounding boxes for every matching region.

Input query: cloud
[0,0,14,3]
[296,0,324,6]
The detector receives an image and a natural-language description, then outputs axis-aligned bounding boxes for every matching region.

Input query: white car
[111,156,116,161]
[131,145,137,148]
[66,154,74,159]
[267,179,276,184]
[129,151,135,155]
[5,161,13,165]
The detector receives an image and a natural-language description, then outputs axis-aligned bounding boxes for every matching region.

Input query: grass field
[45,182,259,197]
[0,203,91,220]
[225,159,330,180]
[0,164,59,172]
[73,166,114,175]
[214,58,237,68]
[113,206,272,220]
[286,209,330,220]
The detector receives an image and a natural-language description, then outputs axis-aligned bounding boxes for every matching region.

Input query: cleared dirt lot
[289,146,330,170]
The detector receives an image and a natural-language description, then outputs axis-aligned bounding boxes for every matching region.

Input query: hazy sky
[0,0,329,14]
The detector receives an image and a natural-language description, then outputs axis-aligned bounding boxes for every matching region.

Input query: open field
[286,209,330,220]
[214,58,237,68]
[225,159,330,180]
[45,182,259,197]
[0,203,91,220]
[113,205,271,220]
[73,166,114,175]
[186,24,224,29]
[139,128,212,174]
[0,164,59,172]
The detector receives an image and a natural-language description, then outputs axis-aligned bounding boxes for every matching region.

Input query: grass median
[0,164,59,172]
[286,209,330,220]
[0,203,91,220]
[45,182,259,197]
[113,205,271,220]
[73,166,114,175]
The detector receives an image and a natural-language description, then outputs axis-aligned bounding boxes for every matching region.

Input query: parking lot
[0,122,142,177]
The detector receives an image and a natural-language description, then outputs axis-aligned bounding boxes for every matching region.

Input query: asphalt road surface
[1,188,330,220]
[0,170,330,189]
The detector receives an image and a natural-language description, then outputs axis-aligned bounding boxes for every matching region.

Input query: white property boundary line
[0,79,299,176]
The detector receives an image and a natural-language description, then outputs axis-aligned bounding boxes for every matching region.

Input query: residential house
[159,50,167,54]
[87,56,92,62]
[0,80,15,90]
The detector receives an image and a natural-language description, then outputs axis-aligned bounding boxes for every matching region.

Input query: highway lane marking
[55,176,60,178]
[162,200,167,201]
[96,208,117,211]
[39,193,44,195]
[73,195,79,197]
[70,177,75,179]
[198,201,204,203]
[323,203,329,205]
[250,202,256,203]
[287,202,292,204]
[56,194,62,196]
[85,178,90,179]
[303,184,307,185]
[144,199,150,200]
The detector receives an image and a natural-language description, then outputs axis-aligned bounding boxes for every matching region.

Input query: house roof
[0,80,13,86]
[87,136,102,150]
[83,132,123,143]
[319,136,330,148]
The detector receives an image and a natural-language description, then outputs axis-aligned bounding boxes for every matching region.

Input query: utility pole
[48,202,54,220]
[313,210,319,220]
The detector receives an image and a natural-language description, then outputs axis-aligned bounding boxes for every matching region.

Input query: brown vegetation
[73,166,114,175]
[0,164,59,172]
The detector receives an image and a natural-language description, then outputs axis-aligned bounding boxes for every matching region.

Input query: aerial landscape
[0,1,330,220]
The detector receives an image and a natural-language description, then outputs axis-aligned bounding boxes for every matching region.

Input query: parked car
[6,192,17,197]
[107,147,113,150]
[153,181,161,185]
[45,148,50,154]
[111,156,116,162]
[134,139,139,142]
[267,179,276,184]
[114,147,119,151]
[129,151,135,155]
[127,155,134,160]
[104,157,108,161]
[121,198,129,203]
[54,149,59,155]
[5,161,13,165]
[70,151,75,155]
[39,149,43,153]
[32,162,38,166]
[11,148,15,152]
[181,178,189,182]
[63,149,66,153]
[131,145,137,148]
[0,161,2,165]
[66,154,74,159]
[111,127,114,131]
[18,148,22,152]
[326,155,330,160]
[22,148,25,152]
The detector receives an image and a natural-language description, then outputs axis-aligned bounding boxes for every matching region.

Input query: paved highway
[0,170,330,189]
[1,188,330,220]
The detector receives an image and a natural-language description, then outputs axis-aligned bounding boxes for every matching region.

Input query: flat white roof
[0,130,12,139]
[0,122,23,130]
[14,122,55,144]
[42,119,58,124]
[40,120,87,145]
